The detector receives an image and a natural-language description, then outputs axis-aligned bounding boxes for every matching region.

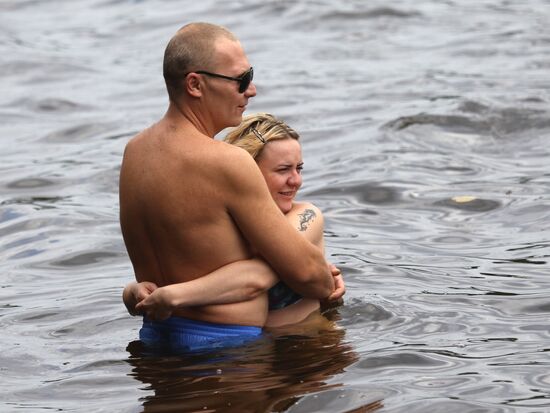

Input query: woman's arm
[287,202,325,250]
[123,258,279,320]
[263,203,346,327]
[289,203,345,302]
[122,202,344,320]
[123,281,158,316]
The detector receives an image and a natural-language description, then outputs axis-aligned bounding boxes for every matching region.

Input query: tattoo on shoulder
[298,208,316,232]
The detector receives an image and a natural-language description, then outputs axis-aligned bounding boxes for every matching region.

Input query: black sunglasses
[194,67,254,93]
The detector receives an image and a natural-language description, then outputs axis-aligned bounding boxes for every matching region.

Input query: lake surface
[1,1,550,412]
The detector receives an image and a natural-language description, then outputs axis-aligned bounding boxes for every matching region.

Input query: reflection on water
[126,311,383,413]
[1,0,550,411]
[435,196,501,213]
[6,178,55,189]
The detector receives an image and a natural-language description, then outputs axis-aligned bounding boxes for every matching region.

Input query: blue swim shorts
[139,316,263,352]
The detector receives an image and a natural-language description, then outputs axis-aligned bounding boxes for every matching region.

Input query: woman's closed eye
[277,165,303,174]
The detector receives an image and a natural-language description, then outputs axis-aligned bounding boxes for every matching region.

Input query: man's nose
[245,81,257,97]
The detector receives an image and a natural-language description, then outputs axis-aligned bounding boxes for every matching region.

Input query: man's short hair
[163,22,237,102]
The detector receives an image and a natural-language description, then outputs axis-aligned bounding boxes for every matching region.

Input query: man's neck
[165,101,216,139]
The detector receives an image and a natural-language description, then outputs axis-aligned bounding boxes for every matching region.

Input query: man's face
[202,38,257,132]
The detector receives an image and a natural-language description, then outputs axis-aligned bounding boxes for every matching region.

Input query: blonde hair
[163,22,237,102]
[224,113,300,160]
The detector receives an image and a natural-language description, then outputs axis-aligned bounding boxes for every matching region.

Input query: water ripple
[2,1,550,412]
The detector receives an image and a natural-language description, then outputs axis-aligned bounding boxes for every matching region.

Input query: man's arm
[123,258,279,320]
[223,148,334,299]
[323,263,345,307]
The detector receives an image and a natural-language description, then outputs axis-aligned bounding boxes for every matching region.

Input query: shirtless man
[119,22,335,351]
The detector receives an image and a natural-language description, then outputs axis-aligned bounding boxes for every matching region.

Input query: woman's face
[256,138,303,214]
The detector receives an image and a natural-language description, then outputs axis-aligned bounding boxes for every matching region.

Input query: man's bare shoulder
[121,124,260,189]
[210,139,253,160]
[122,125,156,155]
[210,141,260,176]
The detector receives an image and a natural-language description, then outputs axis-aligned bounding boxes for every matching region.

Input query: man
[119,23,337,349]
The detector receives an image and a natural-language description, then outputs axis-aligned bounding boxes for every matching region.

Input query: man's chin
[228,115,243,127]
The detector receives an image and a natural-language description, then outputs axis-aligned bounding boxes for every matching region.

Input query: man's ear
[186,73,202,97]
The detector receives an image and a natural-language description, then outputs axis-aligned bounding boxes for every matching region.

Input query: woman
[123,113,344,346]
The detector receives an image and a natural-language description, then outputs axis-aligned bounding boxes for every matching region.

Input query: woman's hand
[135,286,175,321]
[123,281,158,316]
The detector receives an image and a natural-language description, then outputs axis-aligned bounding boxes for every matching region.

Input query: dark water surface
[1,1,550,412]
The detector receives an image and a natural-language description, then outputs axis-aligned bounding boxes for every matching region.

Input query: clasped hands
[125,262,345,321]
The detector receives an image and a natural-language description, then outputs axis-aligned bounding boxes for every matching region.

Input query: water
[1,1,550,411]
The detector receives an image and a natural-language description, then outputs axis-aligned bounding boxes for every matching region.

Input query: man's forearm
[275,246,334,300]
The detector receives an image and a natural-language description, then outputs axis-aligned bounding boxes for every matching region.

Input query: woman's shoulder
[290,201,324,217]
[288,201,325,238]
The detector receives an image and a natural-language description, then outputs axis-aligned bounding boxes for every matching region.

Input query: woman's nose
[289,170,302,187]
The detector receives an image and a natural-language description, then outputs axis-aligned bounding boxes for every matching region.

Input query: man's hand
[123,281,158,316]
[321,263,345,308]
[135,286,175,321]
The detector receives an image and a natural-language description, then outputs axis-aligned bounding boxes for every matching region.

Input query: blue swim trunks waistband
[140,316,262,352]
